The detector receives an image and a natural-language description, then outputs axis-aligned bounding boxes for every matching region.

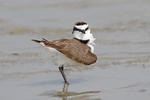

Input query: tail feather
[32,38,50,46]
[32,39,42,43]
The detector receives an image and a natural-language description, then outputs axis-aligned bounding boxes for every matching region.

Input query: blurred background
[0,0,150,100]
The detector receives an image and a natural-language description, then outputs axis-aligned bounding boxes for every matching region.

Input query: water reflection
[40,83,101,100]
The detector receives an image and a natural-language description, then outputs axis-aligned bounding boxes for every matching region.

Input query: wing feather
[44,39,97,65]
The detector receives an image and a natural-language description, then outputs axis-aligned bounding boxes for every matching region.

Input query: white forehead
[75,24,88,30]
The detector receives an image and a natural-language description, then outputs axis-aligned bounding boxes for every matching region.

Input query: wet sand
[0,0,150,100]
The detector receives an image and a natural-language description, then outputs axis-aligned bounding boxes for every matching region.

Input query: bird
[32,22,97,85]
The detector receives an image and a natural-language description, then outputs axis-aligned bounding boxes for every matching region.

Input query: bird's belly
[46,47,82,67]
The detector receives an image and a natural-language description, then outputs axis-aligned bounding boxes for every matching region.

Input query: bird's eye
[73,27,88,34]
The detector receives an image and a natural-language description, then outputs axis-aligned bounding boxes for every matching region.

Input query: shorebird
[32,22,97,84]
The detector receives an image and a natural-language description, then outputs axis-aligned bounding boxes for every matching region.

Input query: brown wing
[43,38,97,65]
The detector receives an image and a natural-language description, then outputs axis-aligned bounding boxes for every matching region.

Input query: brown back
[43,38,97,65]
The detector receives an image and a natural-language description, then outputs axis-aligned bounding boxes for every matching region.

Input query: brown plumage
[32,38,97,65]
[75,22,87,25]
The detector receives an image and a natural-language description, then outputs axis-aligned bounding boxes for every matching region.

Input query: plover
[32,22,97,84]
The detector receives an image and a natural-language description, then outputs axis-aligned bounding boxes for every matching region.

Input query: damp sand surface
[0,0,150,100]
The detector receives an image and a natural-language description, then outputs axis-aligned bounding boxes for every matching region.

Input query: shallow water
[0,0,150,100]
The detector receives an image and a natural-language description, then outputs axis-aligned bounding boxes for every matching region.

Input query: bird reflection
[61,83,69,100]
[40,83,101,100]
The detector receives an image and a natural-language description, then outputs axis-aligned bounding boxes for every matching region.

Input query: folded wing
[33,38,97,65]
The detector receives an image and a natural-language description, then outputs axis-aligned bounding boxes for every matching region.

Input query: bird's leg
[59,65,69,85]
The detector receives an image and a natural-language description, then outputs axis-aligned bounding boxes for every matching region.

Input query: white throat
[73,29,96,53]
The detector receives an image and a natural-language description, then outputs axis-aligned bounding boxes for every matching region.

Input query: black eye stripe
[85,27,89,31]
[73,27,89,34]
[73,27,84,33]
